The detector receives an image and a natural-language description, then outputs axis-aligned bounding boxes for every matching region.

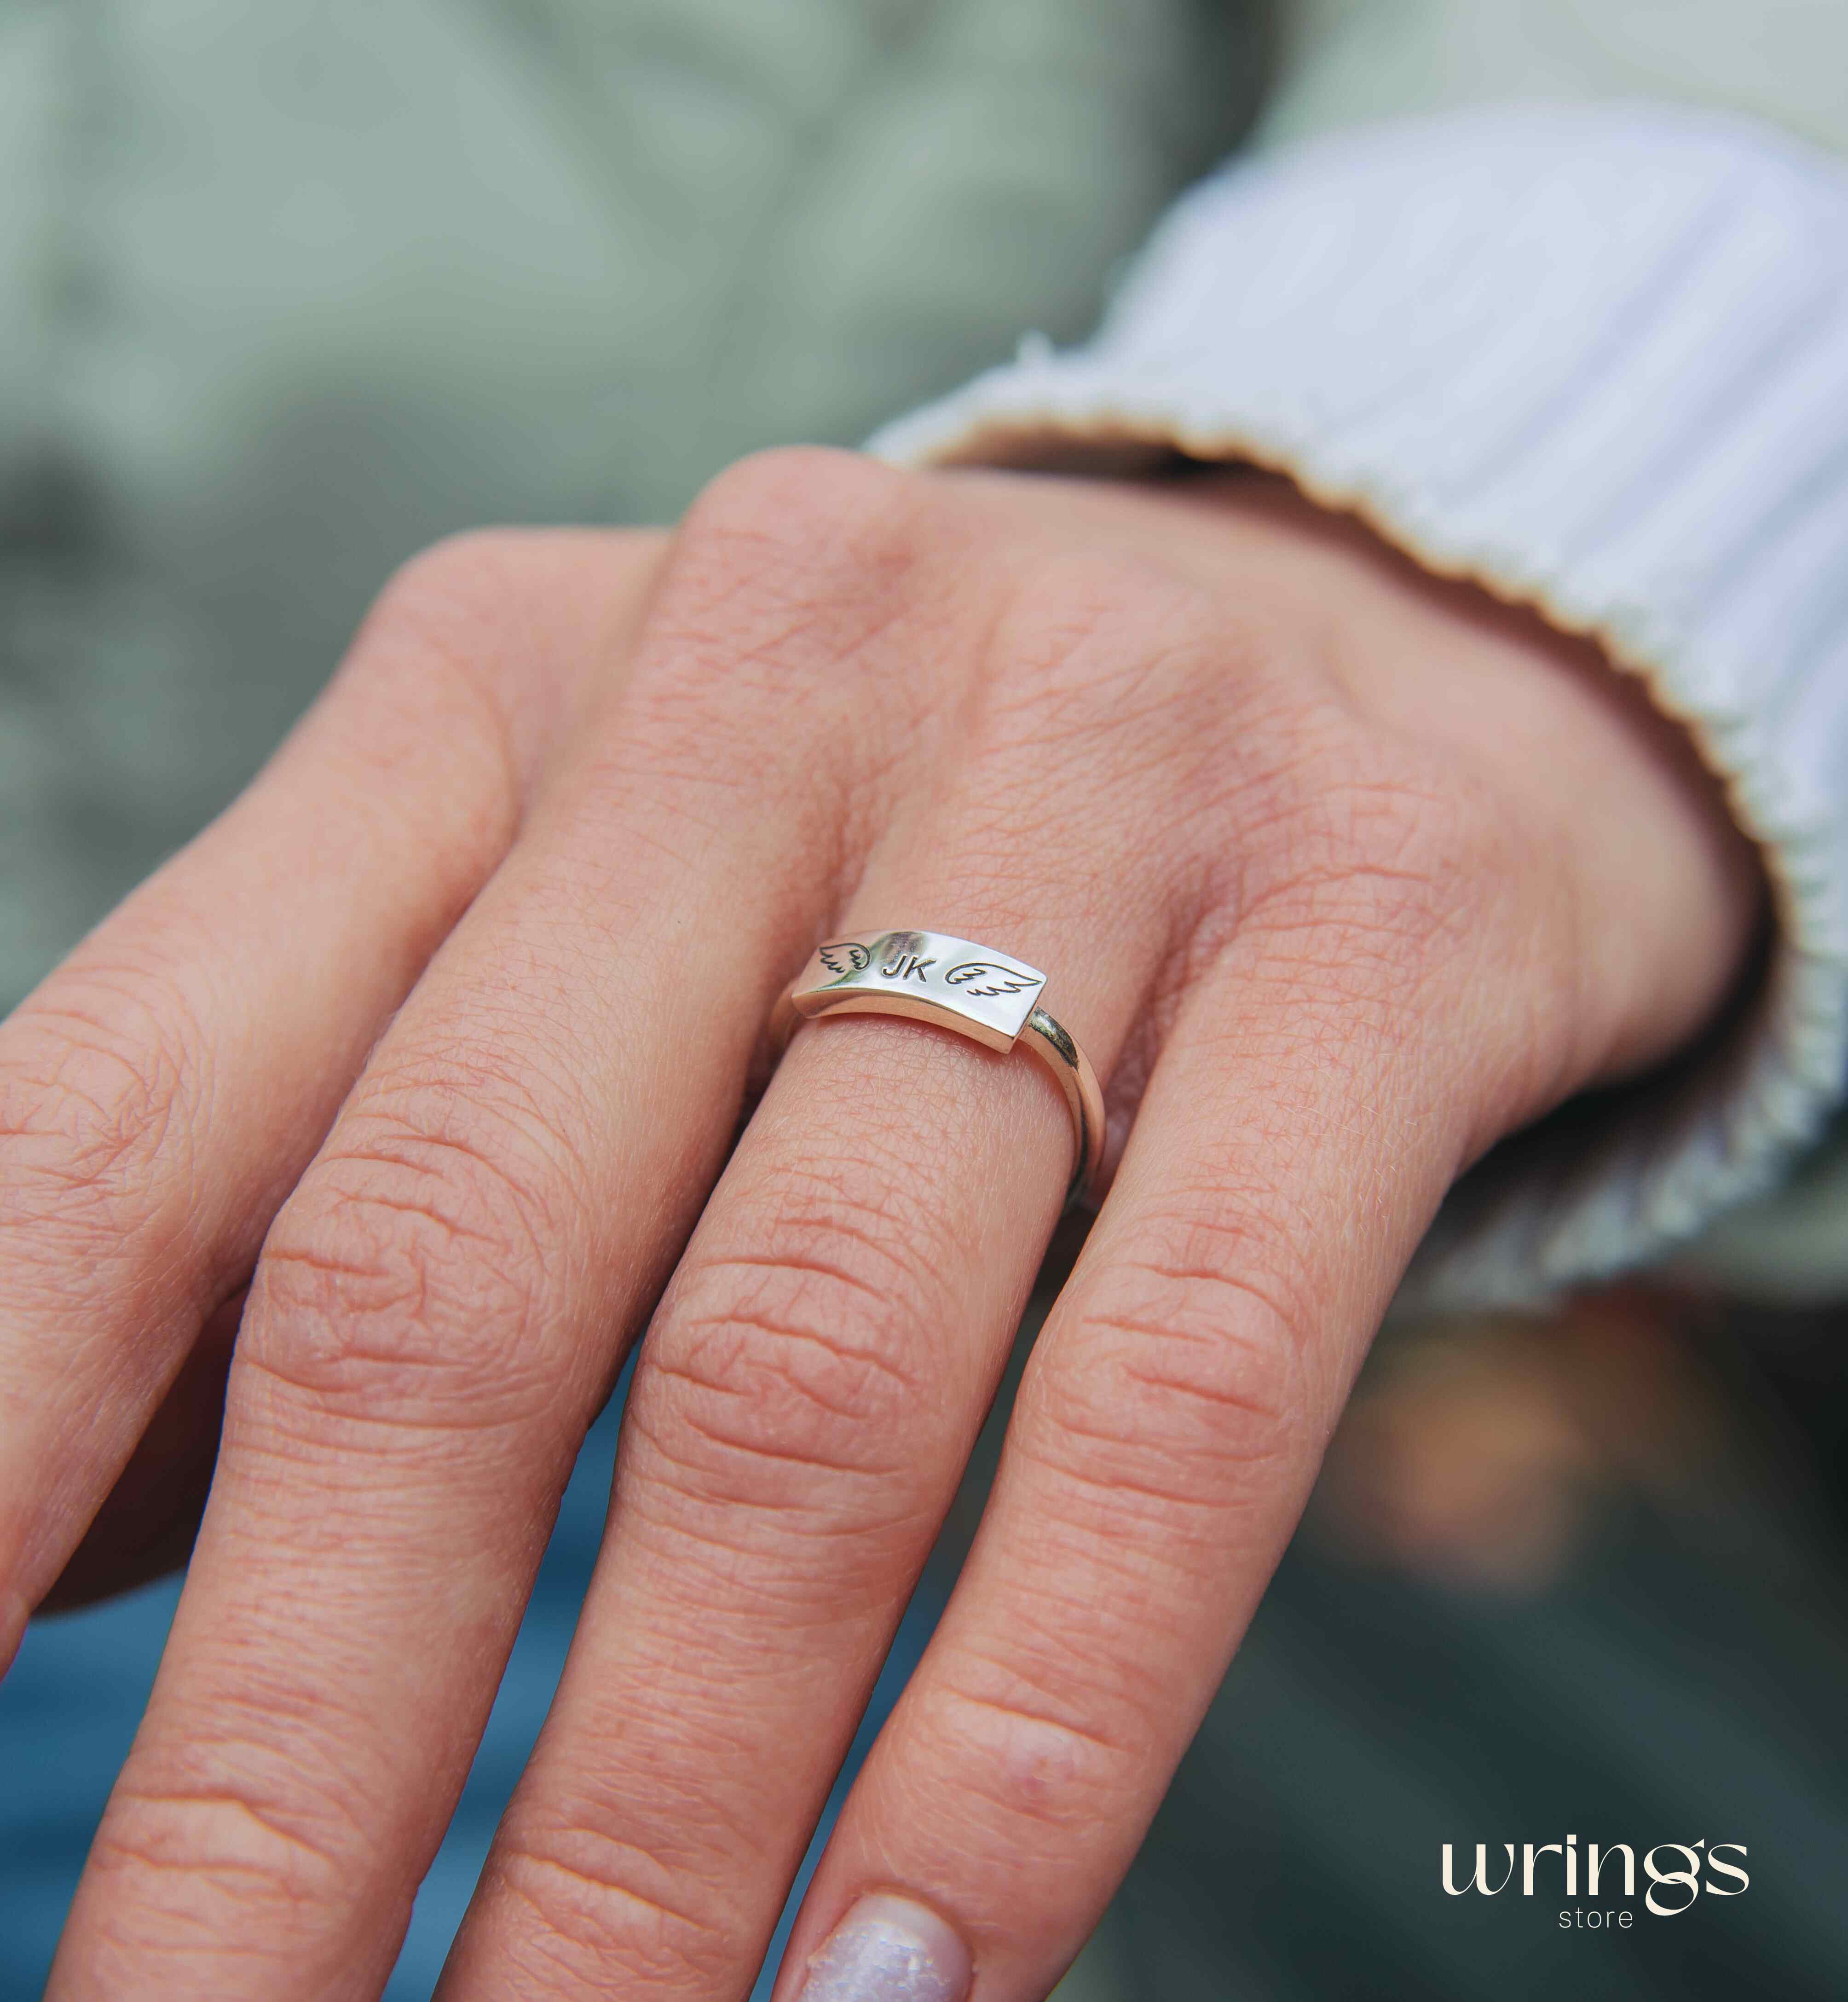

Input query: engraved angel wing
[817,940,872,977]
[945,960,1043,999]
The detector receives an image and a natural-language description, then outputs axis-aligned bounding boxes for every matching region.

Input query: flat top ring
[768,928,1105,1208]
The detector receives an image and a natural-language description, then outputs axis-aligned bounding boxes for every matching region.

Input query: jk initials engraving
[791,931,1054,1062]
[879,954,936,982]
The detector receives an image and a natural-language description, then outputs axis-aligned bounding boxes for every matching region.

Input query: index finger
[0,529,660,1654]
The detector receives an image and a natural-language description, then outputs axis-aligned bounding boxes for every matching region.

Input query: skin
[0,453,1760,2000]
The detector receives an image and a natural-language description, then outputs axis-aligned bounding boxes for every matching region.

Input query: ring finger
[771,925,1484,2002]
[434,785,1182,1997]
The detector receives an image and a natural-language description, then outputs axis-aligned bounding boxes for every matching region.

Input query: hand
[1,451,1758,2000]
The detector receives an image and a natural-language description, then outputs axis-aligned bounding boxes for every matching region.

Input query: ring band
[768,929,1105,1207]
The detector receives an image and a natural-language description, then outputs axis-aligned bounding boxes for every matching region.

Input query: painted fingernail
[796,1892,972,2002]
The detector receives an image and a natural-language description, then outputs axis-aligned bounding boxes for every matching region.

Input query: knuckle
[626,449,939,764]
[354,529,551,721]
[0,973,204,1261]
[359,525,662,684]
[82,1781,347,1952]
[633,1168,944,1517]
[485,1830,736,1989]
[1040,1199,1313,1512]
[343,525,665,827]
[338,531,539,797]
[1232,709,1514,997]
[908,1677,1134,1838]
[366,526,536,636]
[679,445,925,575]
[247,1099,575,1429]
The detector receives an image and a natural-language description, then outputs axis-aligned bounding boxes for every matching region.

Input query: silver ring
[768,929,1104,1207]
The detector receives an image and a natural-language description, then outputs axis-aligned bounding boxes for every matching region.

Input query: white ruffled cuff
[869,102,1848,1314]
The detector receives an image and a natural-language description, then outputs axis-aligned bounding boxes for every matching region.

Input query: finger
[46,453,943,2001]
[433,559,1220,1999]
[770,892,1498,2002]
[438,942,1136,2000]
[0,528,662,1650]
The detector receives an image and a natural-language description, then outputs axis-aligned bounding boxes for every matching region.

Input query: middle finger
[438,582,1220,1996]
[47,456,940,2001]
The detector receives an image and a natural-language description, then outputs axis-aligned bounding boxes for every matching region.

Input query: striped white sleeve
[870,103,1848,1314]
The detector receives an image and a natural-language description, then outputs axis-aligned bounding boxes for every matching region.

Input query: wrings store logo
[1441,1835,1749,1926]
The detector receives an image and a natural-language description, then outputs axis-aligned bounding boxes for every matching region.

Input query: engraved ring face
[788,930,1047,1053]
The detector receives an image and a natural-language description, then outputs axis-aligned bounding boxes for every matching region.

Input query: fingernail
[796,1892,972,2002]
